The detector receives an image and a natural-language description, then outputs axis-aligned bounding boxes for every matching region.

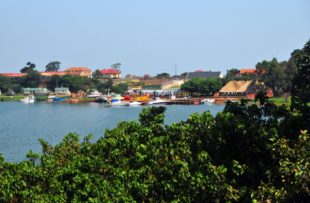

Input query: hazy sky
[0,0,309,76]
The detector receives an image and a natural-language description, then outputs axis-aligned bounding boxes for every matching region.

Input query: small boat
[129,101,142,106]
[48,95,56,99]
[53,97,67,102]
[21,95,35,104]
[96,96,110,104]
[110,101,130,106]
[148,97,169,105]
[87,90,102,98]
[201,98,215,104]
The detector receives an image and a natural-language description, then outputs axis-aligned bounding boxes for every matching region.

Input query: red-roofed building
[239,69,257,75]
[65,67,92,77]
[100,68,121,79]
[0,73,26,78]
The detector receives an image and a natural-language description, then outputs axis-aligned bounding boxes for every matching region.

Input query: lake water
[0,102,224,162]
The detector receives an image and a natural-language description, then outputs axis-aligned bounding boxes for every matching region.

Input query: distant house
[100,68,121,79]
[239,69,257,75]
[40,71,66,77]
[55,87,71,95]
[65,67,92,78]
[187,70,222,80]
[0,73,26,78]
[219,81,255,96]
[22,88,50,96]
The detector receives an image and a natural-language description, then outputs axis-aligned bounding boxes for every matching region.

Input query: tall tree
[20,62,36,73]
[21,70,41,87]
[155,72,170,79]
[93,69,103,79]
[111,63,121,71]
[45,61,61,72]
[181,78,222,96]
[256,58,286,96]
[291,40,310,105]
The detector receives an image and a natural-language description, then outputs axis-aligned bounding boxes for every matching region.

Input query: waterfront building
[22,88,50,96]
[100,68,121,79]
[218,80,254,97]
[64,67,92,77]
[55,87,71,95]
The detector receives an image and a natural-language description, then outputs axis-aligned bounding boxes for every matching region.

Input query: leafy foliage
[20,62,36,73]
[181,78,222,96]
[45,61,61,72]
[155,72,170,79]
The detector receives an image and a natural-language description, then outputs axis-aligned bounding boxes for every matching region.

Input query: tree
[0,76,12,92]
[291,40,310,104]
[21,70,41,87]
[256,58,286,96]
[111,83,128,94]
[96,79,113,93]
[111,63,121,71]
[20,62,36,73]
[45,61,61,72]
[155,72,170,79]
[179,72,188,79]
[93,69,103,79]
[181,78,222,96]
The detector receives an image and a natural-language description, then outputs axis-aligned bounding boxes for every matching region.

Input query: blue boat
[53,97,67,102]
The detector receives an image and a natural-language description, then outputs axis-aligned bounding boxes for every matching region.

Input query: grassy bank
[0,95,48,102]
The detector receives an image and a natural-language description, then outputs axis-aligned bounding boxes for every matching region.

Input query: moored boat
[129,101,142,106]
[110,101,130,106]
[87,90,102,98]
[148,97,169,105]
[201,98,215,104]
[20,95,35,104]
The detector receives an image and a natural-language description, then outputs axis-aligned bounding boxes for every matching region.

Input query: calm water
[0,102,224,162]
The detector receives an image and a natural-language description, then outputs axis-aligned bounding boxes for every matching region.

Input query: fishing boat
[148,97,169,105]
[96,96,110,104]
[110,101,130,106]
[201,98,215,104]
[20,95,35,104]
[52,97,67,102]
[129,101,142,106]
[87,90,102,98]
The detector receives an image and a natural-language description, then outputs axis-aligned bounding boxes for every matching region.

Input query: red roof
[0,73,26,77]
[100,68,120,74]
[195,69,204,72]
[240,69,257,74]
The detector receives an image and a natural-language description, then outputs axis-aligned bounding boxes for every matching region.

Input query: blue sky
[0,0,309,76]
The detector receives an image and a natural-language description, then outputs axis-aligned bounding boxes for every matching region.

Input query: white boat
[110,101,130,106]
[21,95,35,104]
[201,98,215,104]
[87,90,102,98]
[148,97,169,105]
[48,95,56,99]
[129,101,142,106]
